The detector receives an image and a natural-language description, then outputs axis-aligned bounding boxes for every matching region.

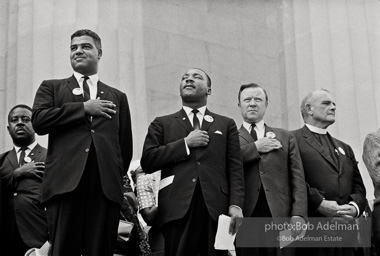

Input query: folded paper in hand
[214,214,236,250]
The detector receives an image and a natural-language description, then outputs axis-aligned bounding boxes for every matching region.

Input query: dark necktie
[192,109,200,130]
[82,76,91,101]
[250,124,258,141]
[19,147,27,167]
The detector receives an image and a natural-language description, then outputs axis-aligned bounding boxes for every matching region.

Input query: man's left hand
[229,206,243,235]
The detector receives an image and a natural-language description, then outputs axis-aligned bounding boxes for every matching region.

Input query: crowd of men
[0,29,378,256]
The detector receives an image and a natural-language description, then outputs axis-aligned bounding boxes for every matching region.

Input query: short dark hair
[71,29,102,50]
[8,104,32,122]
[238,83,268,103]
[192,68,212,88]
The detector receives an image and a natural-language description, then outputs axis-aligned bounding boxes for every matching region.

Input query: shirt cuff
[229,205,243,212]
[349,201,360,217]
[184,139,190,155]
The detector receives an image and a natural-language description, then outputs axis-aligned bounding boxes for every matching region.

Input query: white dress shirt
[73,71,98,100]
[14,140,37,163]
[242,119,265,139]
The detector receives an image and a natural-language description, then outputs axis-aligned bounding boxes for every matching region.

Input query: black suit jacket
[292,125,366,216]
[32,75,133,205]
[239,125,307,218]
[141,109,244,227]
[0,143,48,248]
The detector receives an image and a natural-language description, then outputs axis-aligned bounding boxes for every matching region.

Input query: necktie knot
[192,109,200,130]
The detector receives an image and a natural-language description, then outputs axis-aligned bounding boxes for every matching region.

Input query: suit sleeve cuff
[349,201,360,217]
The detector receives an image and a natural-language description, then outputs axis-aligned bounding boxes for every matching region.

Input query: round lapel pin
[338,147,345,155]
[72,88,82,95]
[24,156,32,163]
[266,132,276,139]
[204,115,214,123]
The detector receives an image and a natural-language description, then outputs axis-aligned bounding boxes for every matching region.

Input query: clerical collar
[242,119,265,132]
[183,106,206,116]
[305,124,327,134]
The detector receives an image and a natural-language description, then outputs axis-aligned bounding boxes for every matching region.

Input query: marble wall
[1,0,379,198]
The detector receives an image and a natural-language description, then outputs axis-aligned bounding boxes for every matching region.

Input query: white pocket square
[215,130,223,135]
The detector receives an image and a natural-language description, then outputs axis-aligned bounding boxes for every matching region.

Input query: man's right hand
[13,162,45,181]
[83,98,116,119]
[255,137,282,153]
[185,130,209,148]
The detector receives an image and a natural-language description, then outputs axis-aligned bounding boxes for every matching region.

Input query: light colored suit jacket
[363,129,380,204]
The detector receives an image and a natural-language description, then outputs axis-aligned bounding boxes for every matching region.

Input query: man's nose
[16,118,25,125]
[249,99,257,106]
[74,47,84,55]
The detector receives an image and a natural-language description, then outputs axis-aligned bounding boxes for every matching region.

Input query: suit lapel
[302,126,339,171]
[66,75,84,102]
[201,109,214,131]
[28,144,42,161]
[6,149,18,169]
[175,109,193,133]
[96,81,108,99]
[239,125,254,144]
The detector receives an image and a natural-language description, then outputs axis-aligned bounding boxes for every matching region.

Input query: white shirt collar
[242,119,265,132]
[14,140,37,153]
[305,123,327,134]
[183,106,207,117]
[73,71,99,86]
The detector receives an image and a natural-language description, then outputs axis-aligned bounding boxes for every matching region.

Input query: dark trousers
[46,145,120,256]
[162,181,227,256]
[3,218,29,256]
[373,203,380,256]
[236,187,294,256]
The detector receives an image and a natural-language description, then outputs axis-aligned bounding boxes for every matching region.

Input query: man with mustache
[141,68,244,256]
[0,104,48,256]
[293,90,366,256]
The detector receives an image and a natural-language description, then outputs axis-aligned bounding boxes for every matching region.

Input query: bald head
[300,90,336,129]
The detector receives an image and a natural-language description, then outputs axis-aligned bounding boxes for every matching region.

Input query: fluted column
[280,0,380,198]
[0,0,148,160]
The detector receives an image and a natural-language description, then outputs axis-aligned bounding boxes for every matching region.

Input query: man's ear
[98,48,103,59]
[238,102,241,108]
[7,125,10,134]
[206,88,211,95]
[306,103,312,115]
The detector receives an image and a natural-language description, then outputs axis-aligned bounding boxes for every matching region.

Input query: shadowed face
[70,35,102,76]
[239,87,268,124]
[7,107,35,147]
[179,69,211,105]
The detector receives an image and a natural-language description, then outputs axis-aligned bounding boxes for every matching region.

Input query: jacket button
[85,148,89,153]
[91,129,95,133]
[197,162,200,165]
[260,171,264,175]
[192,178,196,183]
[13,193,17,196]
